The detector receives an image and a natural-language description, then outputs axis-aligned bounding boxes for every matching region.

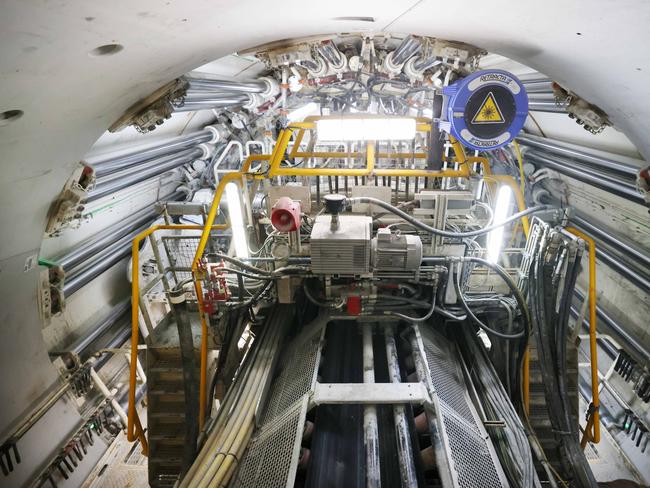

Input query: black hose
[453,262,526,340]
[348,197,551,238]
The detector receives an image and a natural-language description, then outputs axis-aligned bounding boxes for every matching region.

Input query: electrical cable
[453,262,525,339]
[348,197,551,238]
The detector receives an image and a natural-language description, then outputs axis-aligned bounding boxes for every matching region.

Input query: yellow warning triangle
[472,92,505,124]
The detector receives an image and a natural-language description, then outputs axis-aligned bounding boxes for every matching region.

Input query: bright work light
[316,117,416,141]
[225,182,248,258]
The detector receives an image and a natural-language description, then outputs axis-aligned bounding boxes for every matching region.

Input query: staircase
[146,318,201,487]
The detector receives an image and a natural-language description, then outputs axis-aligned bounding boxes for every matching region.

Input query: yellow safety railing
[565,227,600,444]
[127,224,228,454]
[128,114,596,456]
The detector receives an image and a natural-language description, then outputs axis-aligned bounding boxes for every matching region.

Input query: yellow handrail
[128,116,542,456]
[128,223,228,454]
[565,226,600,444]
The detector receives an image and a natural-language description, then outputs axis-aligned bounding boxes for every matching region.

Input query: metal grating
[262,326,323,424]
[419,326,507,487]
[234,322,325,488]
[233,399,307,488]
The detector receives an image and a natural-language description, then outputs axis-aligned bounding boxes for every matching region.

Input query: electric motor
[371,228,422,272]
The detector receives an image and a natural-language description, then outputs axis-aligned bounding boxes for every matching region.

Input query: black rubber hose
[348,197,551,238]
[453,262,526,339]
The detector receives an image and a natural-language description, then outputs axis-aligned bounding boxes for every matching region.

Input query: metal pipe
[384,326,418,488]
[518,134,640,178]
[518,74,551,83]
[571,214,650,269]
[527,93,558,102]
[64,298,130,356]
[89,131,212,177]
[182,94,249,104]
[63,242,132,296]
[95,147,200,186]
[521,81,554,93]
[574,289,649,362]
[527,101,567,113]
[594,244,650,293]
[391,36,422,66]
[56,206,158,270]
[173,99,248,112]
[90,366,128,429]
[525,151,645,205]
[64,218,152,280]
[362,325,381,488]
[185,77,267,93]
[88,147,202,201]
[184,89,249,98]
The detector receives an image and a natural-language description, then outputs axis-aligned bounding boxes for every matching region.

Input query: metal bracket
[310,382,431,406]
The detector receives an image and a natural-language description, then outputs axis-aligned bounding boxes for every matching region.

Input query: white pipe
[362,325,381,488]
[90,367,128,429]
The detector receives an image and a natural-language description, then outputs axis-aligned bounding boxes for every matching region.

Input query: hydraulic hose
[453,262,526,340]
[348,197,551,238]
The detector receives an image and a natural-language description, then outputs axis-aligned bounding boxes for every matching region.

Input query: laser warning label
[471,92,505,124]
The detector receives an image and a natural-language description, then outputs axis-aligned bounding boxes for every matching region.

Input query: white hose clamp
[198,143,214,160]
[169,291,186,304]
[243,93,264,110]
[205,124,226,144]
[259,76,280,99]
[383,52,403,76]
[403,57,424,81]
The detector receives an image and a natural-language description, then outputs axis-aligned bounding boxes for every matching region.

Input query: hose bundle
[528,225,597,487]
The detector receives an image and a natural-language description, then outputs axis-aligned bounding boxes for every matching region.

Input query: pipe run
[384,326,418,488]
[518,134,641,179]
[88,130,213,177]
[571,214,650,270]
[184,76,268,94]
[173,98,249,113]
[574,289,649,362]
[65,191,183,296]
[362,325,381,488]
[87,147,203,202]
[56,205,158,270]
[525,150,645,205]
[63,298,130,357]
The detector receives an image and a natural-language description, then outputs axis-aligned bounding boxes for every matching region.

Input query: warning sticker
[471,92,505,124]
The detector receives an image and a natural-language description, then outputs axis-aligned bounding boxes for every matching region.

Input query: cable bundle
[528,224,597,487]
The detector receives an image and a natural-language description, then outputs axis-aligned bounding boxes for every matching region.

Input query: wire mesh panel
[160,233,230,283]
[234,320,326,488]
[418,326,509,487]
[261,326,324,424]
[233,399,307,488]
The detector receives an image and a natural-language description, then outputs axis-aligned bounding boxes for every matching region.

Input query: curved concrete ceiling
[1,0,649,258]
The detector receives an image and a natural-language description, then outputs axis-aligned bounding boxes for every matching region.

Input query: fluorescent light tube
[486,185,513,264]
[225,182,248,258]
[287,102,320,122]
[316,117,416,141]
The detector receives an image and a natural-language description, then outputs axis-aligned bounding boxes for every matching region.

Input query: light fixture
[225,182,248,258]
[316,117,416,141]
[287,102,320,122]
[486,185,513,264]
